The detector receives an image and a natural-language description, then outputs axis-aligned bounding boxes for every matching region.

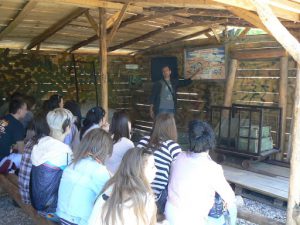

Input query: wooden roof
[0,0,299,55]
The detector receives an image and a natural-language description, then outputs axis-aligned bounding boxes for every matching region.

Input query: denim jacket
[57,157,110,225]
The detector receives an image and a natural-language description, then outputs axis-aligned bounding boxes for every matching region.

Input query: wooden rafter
[171,15,194,24]
[40,0,143,13]
[26,8,87,50]
[238,27,251,37]
[213,0,300,21]
[135,27,214,54]
[0,0,38,40]
[108,19,226,52]
[251,0,300,63]
[85,11,99,35]
[67,10,121,52]
[67,9,189,52]
[107,3,129,46]
[211,26,221,42]
[227,6,268,31]
[108,22,182,52]
[110,0,300,21]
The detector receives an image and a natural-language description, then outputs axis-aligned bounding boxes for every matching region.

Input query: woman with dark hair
[57,129,113,225]
[80,106,109,139]
[47,94,63,111]
[64,100,82,130]
[105,111,134,174]
[88,148,157,225]
[137,113,182,214]
[18,112,50,205]
[165,120,237,225]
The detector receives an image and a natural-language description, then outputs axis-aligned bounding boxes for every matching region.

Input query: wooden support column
[277,56,288,160]
[224,59,238,107]
[99,8,108,120]
[287,64,300,225]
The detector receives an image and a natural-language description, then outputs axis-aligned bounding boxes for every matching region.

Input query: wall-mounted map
[184,46,226,80]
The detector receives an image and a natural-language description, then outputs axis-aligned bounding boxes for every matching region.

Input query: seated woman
[165,120,237,225]
[57,129,113,225]
[18,113,50,205]
[80,106,109,139]
[64,100,82,150]
[105,111,134,174]
[88,147,157,225]
[137,113,182,214]
[30,108,73,221]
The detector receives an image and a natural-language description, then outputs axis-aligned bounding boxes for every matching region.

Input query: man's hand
[150,105,154,119]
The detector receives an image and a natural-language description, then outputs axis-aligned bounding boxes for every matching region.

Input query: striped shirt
[137,136,182,197]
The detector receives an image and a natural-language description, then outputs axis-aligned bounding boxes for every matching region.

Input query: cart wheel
[216,154,226,164]
[241,160,251,169]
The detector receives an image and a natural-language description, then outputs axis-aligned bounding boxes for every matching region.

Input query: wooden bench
[0,174,57,225]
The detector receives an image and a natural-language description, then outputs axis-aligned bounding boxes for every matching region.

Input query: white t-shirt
[88,192,156,225]
[105,137,134,174]
[165,152,236,225]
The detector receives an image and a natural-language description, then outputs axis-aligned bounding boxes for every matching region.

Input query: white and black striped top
[137,136,182,197]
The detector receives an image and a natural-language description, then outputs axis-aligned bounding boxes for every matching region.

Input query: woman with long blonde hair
[88,147,157,225]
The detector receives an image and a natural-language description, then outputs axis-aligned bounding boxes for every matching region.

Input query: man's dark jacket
[150,78,192,115]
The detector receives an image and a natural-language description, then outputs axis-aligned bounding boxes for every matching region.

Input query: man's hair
[9,99,26,114]
[162,65,171,70]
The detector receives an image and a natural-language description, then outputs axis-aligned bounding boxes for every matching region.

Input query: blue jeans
[156,188,168,214]
[207,205,237,225]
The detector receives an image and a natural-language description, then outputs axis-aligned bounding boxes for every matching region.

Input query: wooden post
[287,64,300,225]
[277,56,288,160]
[224,59,238,107]
[99,8,108,120]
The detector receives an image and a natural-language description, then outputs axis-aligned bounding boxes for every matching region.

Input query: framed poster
[184,46,226,80]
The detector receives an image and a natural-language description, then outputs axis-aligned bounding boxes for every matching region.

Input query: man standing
[149,65,195,118]
[0,98,27,172]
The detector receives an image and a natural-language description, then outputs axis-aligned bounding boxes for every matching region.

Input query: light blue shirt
[57,157,110,225]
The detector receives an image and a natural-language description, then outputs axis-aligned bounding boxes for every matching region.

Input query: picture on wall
[184,46,226,80]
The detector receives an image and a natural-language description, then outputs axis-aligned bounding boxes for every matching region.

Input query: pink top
[166,151,235,225]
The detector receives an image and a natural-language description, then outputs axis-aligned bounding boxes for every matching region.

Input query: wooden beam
[252,0,300,64]
[171,15,194,24]
[287,64,300,225]
[211,26,221,43]
[231,48,287,59]
[41,0,143,13]
[135,27,213,54]
[224,59,238,107]
[99,8,108,121]
[0,0,37,40]
[107,3,129,46]
[108,22,182,52]
[85,11,99,35]
[277,56,289,161]
[213,0,300,21]
[238,27,251,37]
[26,8,87,50]
[67,9,188,52]
[204,32,212,38]
[227,6,268,31]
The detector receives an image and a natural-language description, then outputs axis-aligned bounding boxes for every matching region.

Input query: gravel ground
[0,194,34,225]
[0,194,286,225]
[237,198,286,225]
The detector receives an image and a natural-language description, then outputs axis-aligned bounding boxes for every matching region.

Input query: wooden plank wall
[230,36,297,161]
